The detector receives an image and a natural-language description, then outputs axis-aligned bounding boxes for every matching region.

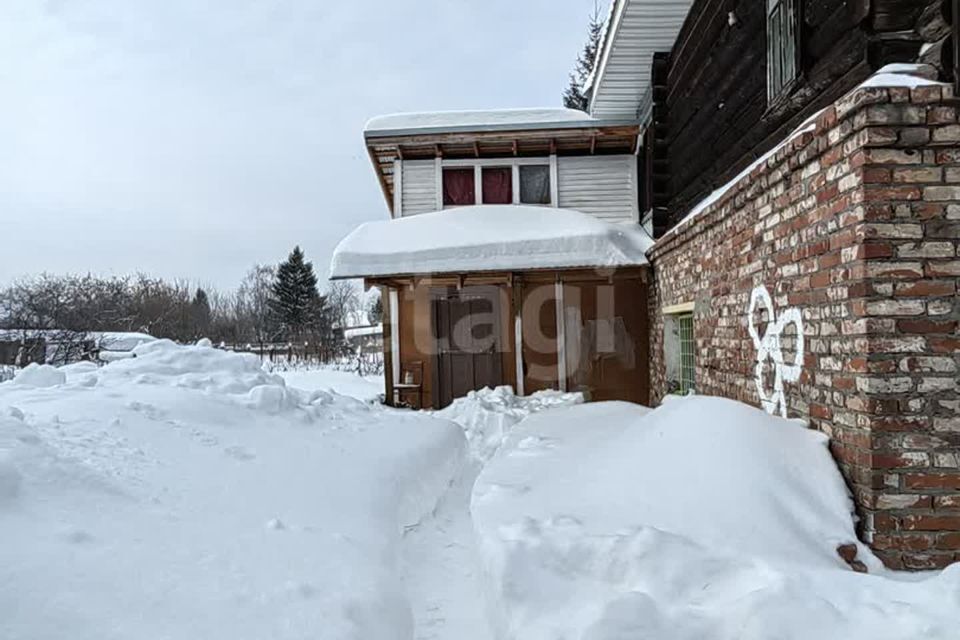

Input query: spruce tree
[563,2,605,112]
[270,246,321,340]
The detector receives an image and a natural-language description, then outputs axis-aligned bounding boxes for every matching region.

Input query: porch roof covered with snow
[329,205,653,281]
[363,108,641,213]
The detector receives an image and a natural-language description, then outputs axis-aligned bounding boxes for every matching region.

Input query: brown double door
[433,288,503,408]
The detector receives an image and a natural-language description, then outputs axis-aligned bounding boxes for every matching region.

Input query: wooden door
[520,283,560,395]
[433,290,503,408]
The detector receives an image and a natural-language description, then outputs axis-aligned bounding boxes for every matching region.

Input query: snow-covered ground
[1,345,958,639]
[0,341,460,640]
[472,397,960,640]
[278,367,384,403]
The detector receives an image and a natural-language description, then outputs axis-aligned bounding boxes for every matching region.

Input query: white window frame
[663,302,696,396]
[437,156,558,209]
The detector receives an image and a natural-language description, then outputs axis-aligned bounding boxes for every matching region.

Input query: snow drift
[0,340,466,640]
[436,385,582,461]
[471,396,960,640]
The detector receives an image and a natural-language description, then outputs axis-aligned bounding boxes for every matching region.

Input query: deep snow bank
[471,397,960,640]
[436,385,582,461]
[0,340,466,640]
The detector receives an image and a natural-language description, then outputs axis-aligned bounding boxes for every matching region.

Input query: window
[767,0,799,103]
[677,314,695,394]
[482,167,512,204]
[664,307,695,395]
[519,165,551,204]
[441,160,554,208]
[443,168,475,206]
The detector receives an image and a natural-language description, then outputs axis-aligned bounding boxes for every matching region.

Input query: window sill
[763,74,804,120]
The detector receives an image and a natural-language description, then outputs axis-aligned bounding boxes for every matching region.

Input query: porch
[370,268,650,409]
[329,205,654,408]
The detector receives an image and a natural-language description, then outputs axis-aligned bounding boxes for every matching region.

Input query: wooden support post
[512,275,525,397]
[382,286,395,406]
[554,276,567,393]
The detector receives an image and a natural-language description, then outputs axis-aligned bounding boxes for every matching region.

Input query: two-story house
[332,0,960,570]
[332,108,660,409]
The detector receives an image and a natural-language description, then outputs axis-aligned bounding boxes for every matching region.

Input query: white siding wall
[397,155,639,222]
[399,159,438,216]
[557,155,638,222]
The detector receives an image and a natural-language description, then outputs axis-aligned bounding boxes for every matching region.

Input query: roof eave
[586,0,628,115]
[364,116,641,140]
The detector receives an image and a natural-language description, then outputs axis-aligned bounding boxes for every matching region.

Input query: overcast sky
[0,0,602,290]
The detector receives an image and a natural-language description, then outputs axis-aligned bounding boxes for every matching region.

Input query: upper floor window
[767,0,800,103]
[442,160,553,208]
[518,165,551,205]
[442,168,475,207]
[482,167,512,204]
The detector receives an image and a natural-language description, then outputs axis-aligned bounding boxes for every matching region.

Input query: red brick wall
[648,83,960,569]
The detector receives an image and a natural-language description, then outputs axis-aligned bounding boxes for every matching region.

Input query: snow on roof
[0,329,155,351]
[343,324,383,339]
[330,205,652,279]
[364,108,623,137]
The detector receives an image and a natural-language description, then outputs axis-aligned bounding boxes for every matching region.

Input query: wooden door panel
[433,288,503,408]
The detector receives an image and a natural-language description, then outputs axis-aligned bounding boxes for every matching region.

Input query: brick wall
[648,82,960,569]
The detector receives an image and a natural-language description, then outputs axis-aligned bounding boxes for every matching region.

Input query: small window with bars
[677,313,696,394]
[767,0,800,103]
[664,310,696,395]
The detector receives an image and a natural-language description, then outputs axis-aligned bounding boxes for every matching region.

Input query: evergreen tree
[270,246,321,340]
[563,2,605,112]
[190,287,211,338]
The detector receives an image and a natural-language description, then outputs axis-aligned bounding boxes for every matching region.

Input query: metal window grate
[678,313,695,394]
[767,0,799,102]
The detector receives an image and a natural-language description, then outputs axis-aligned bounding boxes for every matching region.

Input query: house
[332,108,663,409]
[333,0,959,569]
[343,323,384,354]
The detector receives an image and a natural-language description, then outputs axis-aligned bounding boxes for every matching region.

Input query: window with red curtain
[443,168,476,206]
[482,167,512,204]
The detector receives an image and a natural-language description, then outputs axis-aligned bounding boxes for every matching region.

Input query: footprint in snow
[127,401,163,420]
[224,445,256,461]
[191,430,218,446]
[61,528,95,544]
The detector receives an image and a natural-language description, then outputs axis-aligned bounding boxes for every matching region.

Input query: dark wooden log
[946,0,960,91]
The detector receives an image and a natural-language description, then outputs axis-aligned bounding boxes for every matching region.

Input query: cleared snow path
[399,462,494,640]
[395,387,582,640]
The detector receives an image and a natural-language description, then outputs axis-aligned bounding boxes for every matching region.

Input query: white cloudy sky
[0,0,602,290]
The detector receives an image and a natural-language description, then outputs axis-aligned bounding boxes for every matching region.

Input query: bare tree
[236,264,278,348]
[326,280,362,330]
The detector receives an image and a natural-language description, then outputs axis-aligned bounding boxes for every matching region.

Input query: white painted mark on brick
[749,286,805,418]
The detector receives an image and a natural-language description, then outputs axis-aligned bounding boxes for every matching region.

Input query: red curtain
[482,167,512,205]
[443,168,475,206]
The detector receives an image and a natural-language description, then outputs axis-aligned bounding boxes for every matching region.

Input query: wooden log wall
[659,0,932,230]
